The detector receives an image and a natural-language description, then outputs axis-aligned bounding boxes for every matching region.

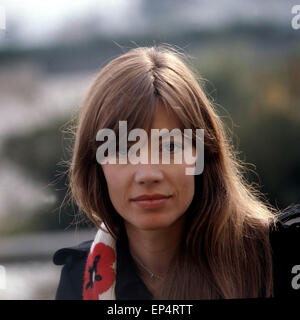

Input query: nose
[134,164,164,185]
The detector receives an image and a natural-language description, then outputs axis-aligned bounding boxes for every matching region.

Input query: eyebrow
[152,129,183,139]
[117,129,184,146]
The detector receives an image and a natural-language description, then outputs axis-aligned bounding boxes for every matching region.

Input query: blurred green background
[0,0,299,299]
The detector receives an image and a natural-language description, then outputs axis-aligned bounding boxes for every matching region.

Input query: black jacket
[53,206,300,300]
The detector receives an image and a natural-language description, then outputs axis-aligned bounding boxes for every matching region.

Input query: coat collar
[82,223,152,300]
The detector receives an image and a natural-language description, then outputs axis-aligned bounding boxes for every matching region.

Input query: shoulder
[270,204,300,298]
[53,240,93,300]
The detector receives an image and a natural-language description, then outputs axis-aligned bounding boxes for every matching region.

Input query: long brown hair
[68,45,278,299]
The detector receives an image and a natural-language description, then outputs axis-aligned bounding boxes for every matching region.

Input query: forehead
[151,103,182,131]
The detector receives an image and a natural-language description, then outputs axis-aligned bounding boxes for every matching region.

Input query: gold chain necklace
[131,254,165,281]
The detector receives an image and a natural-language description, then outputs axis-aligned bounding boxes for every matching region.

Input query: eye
[117,148,128,155]
[116,143,136,156]
[161,141,182,153]
[116,148,132,159]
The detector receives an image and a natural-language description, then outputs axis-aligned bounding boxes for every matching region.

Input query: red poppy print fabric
[83,242,116,300]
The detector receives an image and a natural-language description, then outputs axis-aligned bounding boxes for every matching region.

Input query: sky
[0,0,297,47]
[0,0,140,47]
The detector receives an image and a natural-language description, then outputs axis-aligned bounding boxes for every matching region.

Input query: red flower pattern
[83,242,116,300]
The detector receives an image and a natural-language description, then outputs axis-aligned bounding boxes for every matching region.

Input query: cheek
[171,165,195,204]
[181,176,195,201]
[180,178,195,215]
[101,166,126,202]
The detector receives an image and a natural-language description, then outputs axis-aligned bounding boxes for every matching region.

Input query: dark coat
[53,206,300,300]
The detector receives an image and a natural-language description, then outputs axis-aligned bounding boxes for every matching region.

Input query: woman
[53,45,300,300]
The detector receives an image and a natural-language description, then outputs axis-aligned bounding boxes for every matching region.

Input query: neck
[125,216,185,277]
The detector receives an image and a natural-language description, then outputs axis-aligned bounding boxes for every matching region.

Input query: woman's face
[101,104,195,232]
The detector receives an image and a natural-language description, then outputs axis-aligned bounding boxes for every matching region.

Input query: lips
[131,194,172,209]
[131,194,171,201]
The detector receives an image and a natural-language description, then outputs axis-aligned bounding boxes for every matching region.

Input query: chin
[133,216,177,231]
